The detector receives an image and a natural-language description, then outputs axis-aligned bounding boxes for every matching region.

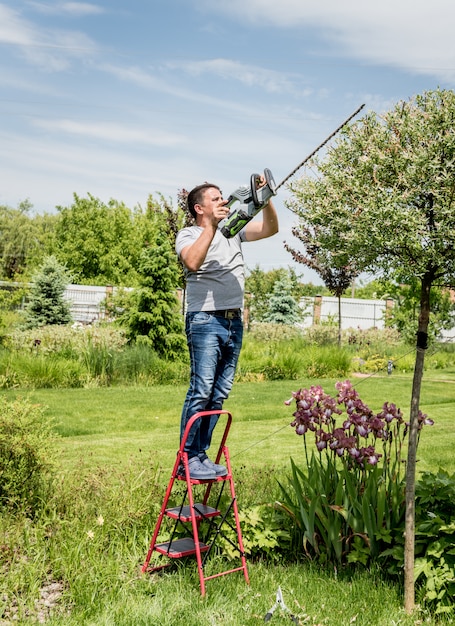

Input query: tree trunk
[404,277,431,613]
[337,294,342,347]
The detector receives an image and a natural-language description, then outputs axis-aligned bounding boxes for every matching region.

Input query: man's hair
[186,183,221,219]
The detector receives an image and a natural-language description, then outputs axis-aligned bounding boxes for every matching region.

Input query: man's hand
[254,174,267,189]
[211,200,230,226]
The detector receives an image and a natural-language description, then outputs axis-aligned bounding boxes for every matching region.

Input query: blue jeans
[180,311,243,458]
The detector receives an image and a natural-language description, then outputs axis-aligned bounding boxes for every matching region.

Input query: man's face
[199,187,223,212]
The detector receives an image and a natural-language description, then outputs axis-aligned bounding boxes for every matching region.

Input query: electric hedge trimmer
[218,103,365,239]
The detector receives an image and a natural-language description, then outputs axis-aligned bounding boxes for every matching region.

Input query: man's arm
[179,224,217,272]
[244,200,279,242]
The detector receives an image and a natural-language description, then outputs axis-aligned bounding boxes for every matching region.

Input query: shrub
[238,335,352,381]
[304,345,352,378]
[0,396,59,515]
[304,324,339,345]
[263,346,307,380]
[346,326,401,351]
[382,469,455,617]
[80,334,115,384]
[246,322,304,342]
[0,459,165,622]
[5,324,127,356]
[214,504,290,562]
[357,353,389,374]
[425,349,455,371]
[414,470,455,616]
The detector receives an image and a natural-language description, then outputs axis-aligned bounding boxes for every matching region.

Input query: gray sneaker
[186,456,217,480]
[199,455,228,477]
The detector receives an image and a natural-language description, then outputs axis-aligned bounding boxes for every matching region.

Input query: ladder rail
[141,409,249,594]
[141,452,181,572]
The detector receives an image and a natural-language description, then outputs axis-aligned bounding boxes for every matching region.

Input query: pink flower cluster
[285,380,433,467]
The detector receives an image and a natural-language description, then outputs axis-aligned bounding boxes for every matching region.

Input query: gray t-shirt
[175,226,247,312]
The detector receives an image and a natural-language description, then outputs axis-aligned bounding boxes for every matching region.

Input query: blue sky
[1,0,455,281]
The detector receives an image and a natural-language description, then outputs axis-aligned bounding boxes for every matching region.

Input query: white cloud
[197,0,455,82]
[0,4,36,45]
[169,58,310,95]
[32,118,186,146]
[27,2,105,17]
[0,127,188,210]
[0,3,98,70]
[99,62,280,120]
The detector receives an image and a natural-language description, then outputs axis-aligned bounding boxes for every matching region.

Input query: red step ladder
[141,410,249,596]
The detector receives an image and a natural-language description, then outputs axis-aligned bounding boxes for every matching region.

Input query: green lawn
[5,372,454,476]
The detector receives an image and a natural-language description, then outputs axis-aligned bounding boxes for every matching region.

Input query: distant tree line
[2,189,455,339]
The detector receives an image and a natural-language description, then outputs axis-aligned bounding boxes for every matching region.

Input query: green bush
[5,324,127,356]
[382,469,455,617]
[238,335,353,381]
[414,470,455,616]
[6,318,455,388]
[425,349,455,371]
[263,346,307,380]
[247,322,304,342]
[0,349,85,389]
[80,335,115,384]
[0,396,59,515]
[357,353,390,374]
[215,503,290,562]
[0,460,165,622]
[305,324,339,345]
[345,326,402,352]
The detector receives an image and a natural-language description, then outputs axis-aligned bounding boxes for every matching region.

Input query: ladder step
[176,473,228,484]
[155,537,210,558]
[165,503,220,522]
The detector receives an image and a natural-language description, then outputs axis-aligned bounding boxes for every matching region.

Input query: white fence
[63,284,114,323]
[11,285,452,340]
[300,295,393,330]
[62,286,392,330]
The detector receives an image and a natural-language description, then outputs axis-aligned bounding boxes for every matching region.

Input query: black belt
[208,309,241,319]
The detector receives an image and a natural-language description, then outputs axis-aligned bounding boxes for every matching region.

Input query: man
[175,178,279,479]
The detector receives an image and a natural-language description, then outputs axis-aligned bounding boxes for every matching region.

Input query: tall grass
[237,335,352,381]
[2,323,455,389]
[114,344,188,385]
[0,351,85,388]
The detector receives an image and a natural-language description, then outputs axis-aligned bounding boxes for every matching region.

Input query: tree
[53,192,189,288]
[54,194,154,286]
[285,226,359,345]
[245,266,304,323]
[0,201,56,280]
[383,279,455,344]
[22,256,72,329]
[146,190,193,245]
[145,190,193,291]
[263,275,302,324]
[116,233,186,359]
[287,88,455,613]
